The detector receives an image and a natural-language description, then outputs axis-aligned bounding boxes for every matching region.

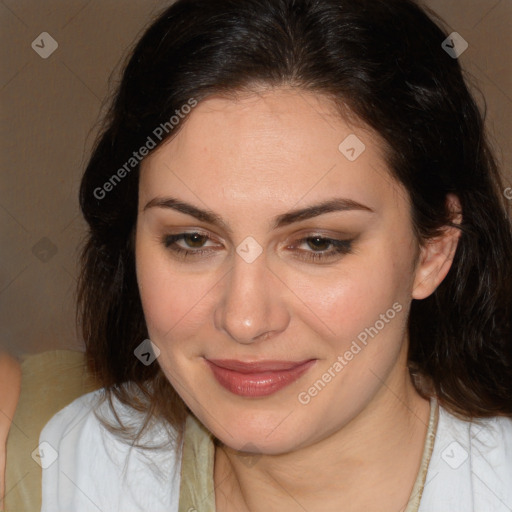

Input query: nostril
[254,330,275,342]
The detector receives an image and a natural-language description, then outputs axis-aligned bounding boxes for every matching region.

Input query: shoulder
[419,405,512,512]
[0,352,21,439]
[39,387,182,512]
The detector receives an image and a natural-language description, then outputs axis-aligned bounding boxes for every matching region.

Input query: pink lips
[205,358,316,397]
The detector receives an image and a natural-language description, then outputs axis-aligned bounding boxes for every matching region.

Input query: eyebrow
[143,196,375,235]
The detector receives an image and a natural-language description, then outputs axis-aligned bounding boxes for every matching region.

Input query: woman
[40,0,512,510]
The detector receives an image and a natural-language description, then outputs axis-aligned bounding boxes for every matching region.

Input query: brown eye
[162,231,219,260]
[306,237,332,251]
[182,232,208,248]
[291,236,354,263]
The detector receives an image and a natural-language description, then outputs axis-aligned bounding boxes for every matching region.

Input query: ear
[412,194,463,300]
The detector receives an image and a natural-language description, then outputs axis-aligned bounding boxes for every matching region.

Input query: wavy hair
[77,0,512,446]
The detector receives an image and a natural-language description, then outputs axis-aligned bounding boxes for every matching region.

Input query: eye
[289,235,353,262]
[162,231,220,259]
[162,232,354,263]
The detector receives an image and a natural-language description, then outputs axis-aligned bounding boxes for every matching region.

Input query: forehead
[139,88,406,218]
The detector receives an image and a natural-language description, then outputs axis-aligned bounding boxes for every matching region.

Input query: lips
[205,358,316,397]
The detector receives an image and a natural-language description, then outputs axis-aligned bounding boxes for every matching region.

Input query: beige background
[1,0,511,359]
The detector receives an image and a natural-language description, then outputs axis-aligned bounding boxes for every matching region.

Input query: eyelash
[162,231,353,263]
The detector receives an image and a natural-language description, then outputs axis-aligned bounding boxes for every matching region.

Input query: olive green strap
[178,414,216,512]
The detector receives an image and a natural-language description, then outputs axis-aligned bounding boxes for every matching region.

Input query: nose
[214,253,290,345]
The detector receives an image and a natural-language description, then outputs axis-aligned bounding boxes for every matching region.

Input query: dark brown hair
[77,0,512,446]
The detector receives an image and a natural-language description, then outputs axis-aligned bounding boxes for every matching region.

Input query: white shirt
[40,388,512,511]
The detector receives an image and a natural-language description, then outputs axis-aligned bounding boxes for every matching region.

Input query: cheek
[293,248,412,415]
[300,245,410,346]
[135,235,215,343]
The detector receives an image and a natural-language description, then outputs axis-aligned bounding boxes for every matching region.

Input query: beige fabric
[4,350,100,512]
[178,414,216,512]
[178,398,440,511]
[404,397,439,512]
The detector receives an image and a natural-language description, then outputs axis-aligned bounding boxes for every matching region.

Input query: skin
[0,352,21,512]
[135,87,462,511]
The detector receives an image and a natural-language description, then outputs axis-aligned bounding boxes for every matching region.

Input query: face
[135,88,425,454]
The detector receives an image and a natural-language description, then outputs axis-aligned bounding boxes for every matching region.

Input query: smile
[204,358,317,397]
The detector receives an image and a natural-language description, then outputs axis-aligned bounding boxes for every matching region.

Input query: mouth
[204,358,317,397]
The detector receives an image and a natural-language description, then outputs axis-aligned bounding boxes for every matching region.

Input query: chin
[200,403,314,454]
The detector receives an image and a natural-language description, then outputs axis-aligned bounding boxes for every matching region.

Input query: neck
[214,359,431,512]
